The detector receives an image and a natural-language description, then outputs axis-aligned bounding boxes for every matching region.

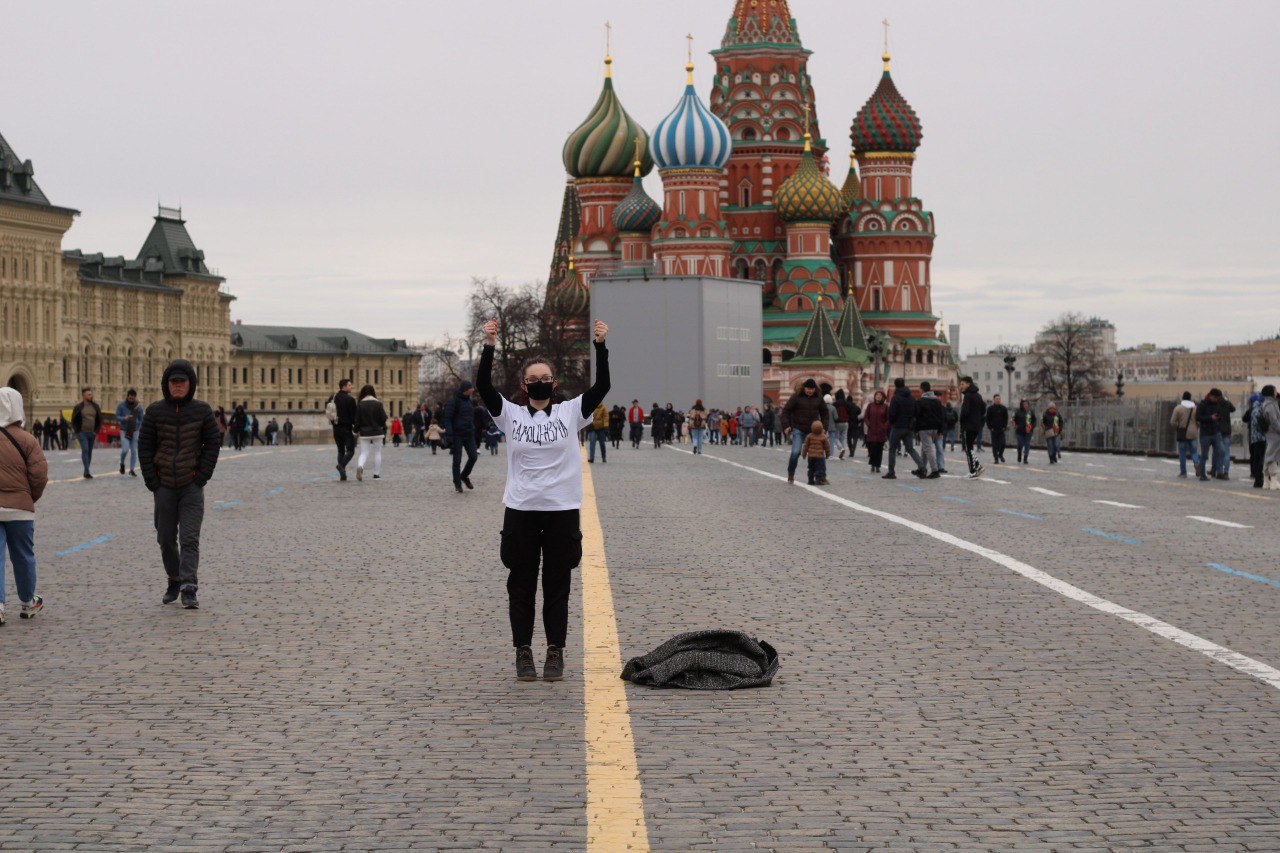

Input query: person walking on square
[138,359,220,610]
[1258,385,1280,490]
[738,405,758,449]
[846,396,863,459]
[229,404,248,452]
[32,420,42,450]
[1042,403,1064,465]
[1013,399,1037,464]
[40,417,53,451]
[627,400,645,449]
[802,420,830,485]
[443,379,480,493]
[1245,393,1267,488]
[862,389,889,473]
[609,405,625,450]
[985,394,1010,464]
[328,379,358,479]
[913,381,946,479]
[830,390,851,459]
[282,417,293,446]
[884,378,925,480]
[1170,391,1200,477]
[57,415,69,452]
[115,389,144,477]
[688,400,707,454]
[426,421,442,455]
[0,387,48,626]
[70,386,101,479]
[249,415,262,447]
[389,413,404,447]
[782,378,830,484]
[264,417,278,447]
[476,316,610,682]
[587,402,609,464]
[214,407,229,447]
[650,403,665,449]
[355,385,388,481]
[959,377,987,479]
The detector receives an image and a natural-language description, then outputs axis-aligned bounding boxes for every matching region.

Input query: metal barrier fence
[1053,398,1244,456]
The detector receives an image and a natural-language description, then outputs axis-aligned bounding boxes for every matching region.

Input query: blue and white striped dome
[650,66,732,171]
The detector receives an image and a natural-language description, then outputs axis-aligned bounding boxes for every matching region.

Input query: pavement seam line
[676,447,1280,693]
[579,453,651,851]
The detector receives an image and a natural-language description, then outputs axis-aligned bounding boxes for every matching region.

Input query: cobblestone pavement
[1,439,1277,850]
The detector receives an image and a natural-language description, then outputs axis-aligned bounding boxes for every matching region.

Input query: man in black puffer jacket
[138,359,220,609]
[959,376,987,479]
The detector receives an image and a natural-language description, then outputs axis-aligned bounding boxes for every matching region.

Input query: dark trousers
[78,431,95,472]
[867,441,885,469]
[501,507,582,648]
[807,456,827,483]
[629,423,643,447]
[334,426,356,470]
[1250,441,1266,486]
[963,430,980,473]
[154,484,205,591]
[990,429,1007,462]
[887,428,924,474]
[451,433,478,485]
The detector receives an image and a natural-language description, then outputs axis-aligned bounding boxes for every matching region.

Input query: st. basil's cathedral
[548,0,958,404]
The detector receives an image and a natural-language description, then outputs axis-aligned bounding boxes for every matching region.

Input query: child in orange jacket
[801,420,830,485]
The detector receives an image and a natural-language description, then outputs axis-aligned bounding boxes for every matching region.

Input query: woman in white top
[475,317,609,682]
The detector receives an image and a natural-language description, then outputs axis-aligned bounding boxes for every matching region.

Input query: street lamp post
[868,334,883,391]
[1115,372,1125,401]
[1003,354,1017,402]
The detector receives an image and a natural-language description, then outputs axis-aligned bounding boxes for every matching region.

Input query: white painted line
[1187,516,1253,529]
[678,447,1280,693]
[1163,460,1180,466]
[1029,487,1066,497]
[977,477,1011,485]
[1094,500,1144,509]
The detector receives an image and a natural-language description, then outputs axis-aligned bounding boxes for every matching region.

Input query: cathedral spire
[722,0,802,49]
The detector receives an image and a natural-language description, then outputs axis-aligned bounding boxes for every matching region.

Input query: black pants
[501,507,582,648]
[867,441,885,469]
[990,429,1007,462]
[154,484,205,591]
[451,433,478,485]
[963,430,980,473]
[887,428,924,474]
[334,426,356,470]
[629,423,643,447]
[1250,441,1266,486]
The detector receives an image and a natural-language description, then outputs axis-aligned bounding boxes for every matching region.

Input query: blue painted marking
[56,534,115,556]
[263,486,284,497]
[1000,509,1044,521]
[211,500,243,511]
[1206,563,1280,591]
[1083,528,1143,546]
[897,484,925,492]
[942,496,972,505]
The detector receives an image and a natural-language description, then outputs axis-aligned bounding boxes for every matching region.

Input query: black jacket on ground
[334,390,358,429]
[356,397,388,437]
[887,386,917,430]
[960,385,987,433]
[985,404,1010,432]
[620,630,779,690]
[913,395,947,432]
[138,359,220,492]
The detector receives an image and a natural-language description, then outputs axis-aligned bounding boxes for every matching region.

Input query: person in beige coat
[1169,391,1201,478]
[0,387,49,625]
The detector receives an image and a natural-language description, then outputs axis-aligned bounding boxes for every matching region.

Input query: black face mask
[526,381,554,402]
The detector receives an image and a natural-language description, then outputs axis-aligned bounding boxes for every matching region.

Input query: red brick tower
[710,0,827,300]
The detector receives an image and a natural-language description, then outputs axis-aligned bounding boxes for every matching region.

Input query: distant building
[958,347,1031,402]
[1115,344,1186,382]
[1170,337,1280,383]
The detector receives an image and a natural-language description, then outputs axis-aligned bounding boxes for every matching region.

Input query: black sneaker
[462,477,474,490]
[120,463,125,475]
[912,469,926,479]
[84,471,93,479]
[544,646,565,682]
[927,471,941,479]
[180,587,199,610]
[337,465,347,482]
[162,585,180,605]
[130,470,137,477]
[881,472,897,479]
[455,483,464,493]
[516,646,537,682]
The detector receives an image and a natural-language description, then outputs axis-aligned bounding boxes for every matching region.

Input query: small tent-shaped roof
[835,297,869,352]
[791,301,845,362]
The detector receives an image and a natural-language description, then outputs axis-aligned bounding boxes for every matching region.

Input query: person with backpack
[354,384,388,480]
[688,400,708,454]
[1042,403,1065,465]
[327,379,358,480]
[138,359,221,610]
[115,389,144,477]
[0,387,49,626]
[1169,392,1200,477]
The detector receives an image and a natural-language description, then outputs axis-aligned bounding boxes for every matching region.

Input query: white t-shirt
[493,395,593,511]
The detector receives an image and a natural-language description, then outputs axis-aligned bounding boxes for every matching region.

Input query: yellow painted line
[48,471,122,485]
[580,453,650,851]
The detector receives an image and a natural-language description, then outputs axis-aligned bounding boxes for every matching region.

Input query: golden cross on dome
[882,18,891,53]
[605,21,612,56]
[686,33,694,65]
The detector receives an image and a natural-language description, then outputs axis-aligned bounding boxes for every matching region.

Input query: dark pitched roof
[0,129,52,208]
[548,180,581,289]
[230,325,414,357]
[792,302,845,361]
[137,207,219,278]
[835,297,869,351]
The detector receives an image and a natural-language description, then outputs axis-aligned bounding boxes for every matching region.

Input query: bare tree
[1026,312,1110,402]
[465,276,543,398]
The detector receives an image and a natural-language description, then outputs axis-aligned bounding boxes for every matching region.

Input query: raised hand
[483,318,498,346]
[593,319,608,343]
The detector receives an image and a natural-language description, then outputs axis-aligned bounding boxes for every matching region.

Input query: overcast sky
[6,0,1278,355]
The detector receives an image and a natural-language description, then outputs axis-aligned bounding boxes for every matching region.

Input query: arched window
[742,127,757,141]
[781,350,796,362]
[762,348,773,365]
[916,349,924,364]
[777,127,791,141]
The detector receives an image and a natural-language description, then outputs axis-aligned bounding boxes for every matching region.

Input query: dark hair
[81,386,92,394]
[1020,399,1030,409]
[894,378,905,389]
[519,357,554,382]
[359,384,376,400]
[339,378,352,390]
[1263,385,1277,397]
[920,381,932,392]
[960,376,972,384]
[126,388,137,396]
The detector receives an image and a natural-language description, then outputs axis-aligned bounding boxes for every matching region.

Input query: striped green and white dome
[563,60,654,179]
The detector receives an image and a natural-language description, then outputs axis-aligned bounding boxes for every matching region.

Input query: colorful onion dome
[553,260,590,317]
[775,135,844,223]
[840,152,863,207]
[563,57,653,179]
[612,160,662,233]
[850,55,923,155]
[650,63,732,171]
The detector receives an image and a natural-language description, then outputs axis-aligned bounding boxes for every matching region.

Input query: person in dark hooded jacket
[138,359,220,609]
[958,377,986,478]
[442,379,480,492]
